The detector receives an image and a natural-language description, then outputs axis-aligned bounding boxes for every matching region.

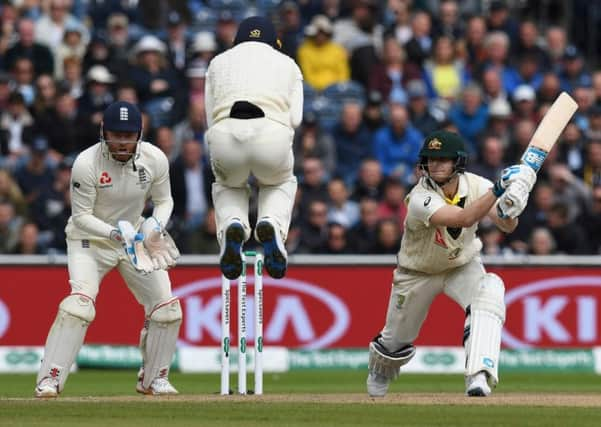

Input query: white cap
[87,65,115,84]
[134,35,166,54]
[192,31,217,53]
[513,84,536,102]
[304,15,333,37]
[488,98,511,117]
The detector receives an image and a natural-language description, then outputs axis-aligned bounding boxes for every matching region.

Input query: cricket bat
[520,91,578,173]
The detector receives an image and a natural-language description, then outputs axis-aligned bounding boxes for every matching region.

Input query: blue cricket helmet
[102,101,142,135]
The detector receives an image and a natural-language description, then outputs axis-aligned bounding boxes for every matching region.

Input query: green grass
[2,370,601,426]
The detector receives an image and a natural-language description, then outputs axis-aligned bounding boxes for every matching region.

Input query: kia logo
[173,276,350,349]
[503,276,601,349]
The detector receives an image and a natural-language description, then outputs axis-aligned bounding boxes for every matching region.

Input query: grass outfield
[2,370,601,426]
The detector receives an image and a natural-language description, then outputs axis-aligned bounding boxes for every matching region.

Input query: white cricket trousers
[67,238,174,314]
[207,117,297,242]
[379,258,486,350]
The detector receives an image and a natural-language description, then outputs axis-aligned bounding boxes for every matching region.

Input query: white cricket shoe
[465,371,491,397]
[366,372,390,397]
[136,369,179,395]
[35,377,59,398]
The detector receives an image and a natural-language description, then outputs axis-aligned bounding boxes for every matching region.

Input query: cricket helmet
[419,130,467,174]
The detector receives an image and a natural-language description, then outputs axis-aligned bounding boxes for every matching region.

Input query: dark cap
[563,45,581,61]
[233,16,280,49]
[489,0,507,12]
[419,130,467,159]
[31,136,49,153]
[167,11,183,26]
[303,111,318,126]
[102,101,142,133]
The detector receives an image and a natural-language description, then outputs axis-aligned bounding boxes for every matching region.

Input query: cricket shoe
[465,371,491,397]
[255,219,287,279]
[219,220,245,280]
[136,369,179,395]
[366,372,390,397]
[35,377,59,398]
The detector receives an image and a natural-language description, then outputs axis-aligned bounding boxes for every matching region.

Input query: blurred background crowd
[0,0,600,257]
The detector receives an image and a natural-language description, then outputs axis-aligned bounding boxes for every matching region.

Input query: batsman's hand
[497,180,530,219]
[140,217,180,270]
[493,164,537,197]
[117,220,155,275]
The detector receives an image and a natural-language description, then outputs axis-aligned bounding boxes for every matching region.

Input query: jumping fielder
[367,130,536,397]
[205,16,303,280]
[35,101,181,397]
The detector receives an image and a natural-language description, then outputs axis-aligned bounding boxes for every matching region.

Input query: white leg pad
[368,337,416,380]
[464,273,505,386]
[141,298,182,389]
[37,294,95,392]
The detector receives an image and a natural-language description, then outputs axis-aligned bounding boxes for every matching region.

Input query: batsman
[35,101,181,397]
[367,130,536,397]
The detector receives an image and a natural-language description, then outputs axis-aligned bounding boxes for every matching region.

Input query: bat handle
[520,146,548,173]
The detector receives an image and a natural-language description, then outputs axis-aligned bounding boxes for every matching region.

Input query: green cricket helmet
[419,130,467,174]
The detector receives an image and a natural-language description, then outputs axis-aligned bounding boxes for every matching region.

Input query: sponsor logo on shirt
[99,171,113,188]
[434,228,447,248]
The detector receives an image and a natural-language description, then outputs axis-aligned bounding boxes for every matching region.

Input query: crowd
[0,0,600,256]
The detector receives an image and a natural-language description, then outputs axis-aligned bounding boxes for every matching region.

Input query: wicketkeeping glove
[118,220,155,274]
[140,217,180,270]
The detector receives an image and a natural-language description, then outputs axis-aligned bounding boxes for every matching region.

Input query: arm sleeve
[204,65,214,128]
[149,150,174,227]
[70,156,115,239]
[289,63,304,128]
[407,190,446,227]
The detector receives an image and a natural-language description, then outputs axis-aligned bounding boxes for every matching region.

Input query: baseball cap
[489,0,507,12]
[420,130,467,159]
[488,98,512,118]
[192,31,217,52]
[367,90,383,106]
[303,111,318,126]
[103,101,142,133]
[134,35,166,55]
[31,136,49,153]
[233,16,280,49]
[513,85,536,102]
[563,45,581,61]
[87,65,115,84]
[167,11,183,26]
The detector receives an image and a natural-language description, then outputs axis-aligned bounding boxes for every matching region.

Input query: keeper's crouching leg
[464,273,505,395]
[139,298,182,392]
[36,293,95,396]
[367,335,416,397]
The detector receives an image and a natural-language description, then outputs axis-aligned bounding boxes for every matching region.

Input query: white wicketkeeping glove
[492,164,537,197]
[117,220,155,275]
[497,180,530,219]
[140,217,180,270]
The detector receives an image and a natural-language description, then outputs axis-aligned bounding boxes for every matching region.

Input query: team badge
[427,138,442,150]
[249,29,261,38]
[396,294,406,309]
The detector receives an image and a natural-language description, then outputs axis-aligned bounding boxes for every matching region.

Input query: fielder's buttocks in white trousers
[205,16,303,280]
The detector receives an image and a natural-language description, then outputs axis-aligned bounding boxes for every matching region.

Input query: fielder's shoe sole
[255,220,287,279]
[220,222,245,280]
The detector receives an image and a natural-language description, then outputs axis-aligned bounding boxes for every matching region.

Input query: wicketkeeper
[35,101,182,397]
[367,130,536,397]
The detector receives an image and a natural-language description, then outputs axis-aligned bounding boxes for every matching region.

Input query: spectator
[506,119,535,165]
[34,0,89,56]
[43,157,73,252]
[154,126,178,162]
[373,98,423,184]
[61,55,84,99]
[372,218,402,254]
[188,207,220,255]
[214,11,238,54]
[528,227,557,255]
[464,15,488,73]
[557,122,585,177]
[169,139,212,251]
[423,35,469,100]
[11,57,36,105]
[0,200,23,254]
[184,61,207,107]
[5,18,54,77]
[298,157,329,218]
[515,53,544,91]
[485,98,513,147]
[481,68,507,104]
[54,25,87,80]
[512,20,550,70]
[403,11,433,67]
[406,80,440,137]
[537,72,562,104]
[376,177,407,232]
[558,45,592,93]
[164,11,189,74]
[509,181,555,252]
[14,222,44,254]
[544,26,567,69]
[332,100,373,186]
[363,90,386,131]
[327,177,360,229]
[172,98,207,157]
[368,36,420,102]
[468,135,505,183]
[189,32,217,69]
[385,0,412,46]
[547,202,589,254]
[320,222,350,254]
[511,84,539,123]
[0,92,34,168]
[432,0,464,40]
[582,140,601,188]
[481,31,521,95]
[78,65,116,120]
[479,217,511,256]
[32,74,58,120]
[486,0,519,46]
[548,163,591,222]
[0,169,28,217]
[580,185,601,254]
[295,199,329,253]
[351,158,385,202]
[448,83,488,154]
[105,12,133,76]
[298,15,349,91]
[347,197,380,253]
[278,1,304,60]
[293,111,336,178]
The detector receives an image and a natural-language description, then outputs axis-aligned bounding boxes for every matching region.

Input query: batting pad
[141,298,182,389]
[465,274,505,385]
[368,338,416,380]
[37,294,95,391]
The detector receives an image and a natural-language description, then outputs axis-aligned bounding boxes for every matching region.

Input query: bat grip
[520,146,548,173]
